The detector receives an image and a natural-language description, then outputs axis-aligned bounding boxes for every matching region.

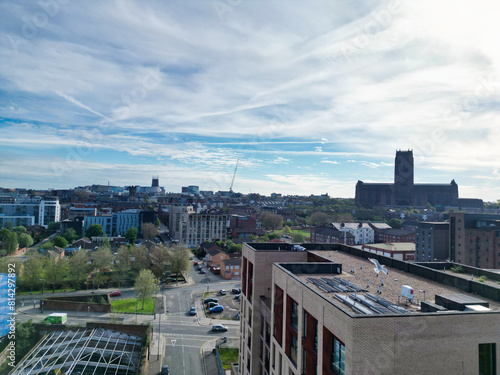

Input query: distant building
[309,226,355,245]
[377,228,416,243]
[331,222,374,244]
[362,242,415,260]
[415,222,450,262]
[450,212,500,269]
[355,150,459,207]
[0,197,60,227]
[220,257,242,279]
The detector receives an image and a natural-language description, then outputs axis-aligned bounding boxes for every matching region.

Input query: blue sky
[1,0,499,200]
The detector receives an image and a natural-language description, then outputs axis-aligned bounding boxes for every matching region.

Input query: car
[207,302,217,309]
[193,261,198,265]
[211,324,228,332]
[204,297,219,304]
[109,291,121,297]
[199,269,206,274]
[231,288,241,294]
[234,294,241,301]
[209,305,224,313]
[189,307,197,316]
[161,364,170,375]
[219,289,227,295]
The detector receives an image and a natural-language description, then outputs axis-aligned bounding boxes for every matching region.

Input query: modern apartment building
[0,197,60,227]
[450,212,500,269]
[169,205,227,246]
[415,222,449,262]
[239,242,500,375]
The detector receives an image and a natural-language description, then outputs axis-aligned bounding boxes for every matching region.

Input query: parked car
[189,307,197,316]
[204,298,219,304]
[109,291,121,297]
[193,261,198,265]
[211,324,228,332]
[219,289,227,295]
[209,305,224,313]
[234,294,241,301]
[199,269,206,274]
[207,302,217,309]
[232,288,241,294]
[161,364,170,375]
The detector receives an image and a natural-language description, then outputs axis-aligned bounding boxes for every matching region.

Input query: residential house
[220,257,242,280]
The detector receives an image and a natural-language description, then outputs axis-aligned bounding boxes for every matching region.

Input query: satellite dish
[369,258,388,276]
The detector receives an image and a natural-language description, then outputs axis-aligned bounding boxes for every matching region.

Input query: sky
[1,0,499,200]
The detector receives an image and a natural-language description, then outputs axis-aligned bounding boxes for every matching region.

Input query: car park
[189,307,196,316]
[232,288,241,294]
[219,289,227,295]
[211,324,228,332]
[209,305,224,313]
[204,298,219,304]
[109,291,121,297]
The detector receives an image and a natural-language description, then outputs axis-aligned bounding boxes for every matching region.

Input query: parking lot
[203,289,241,320]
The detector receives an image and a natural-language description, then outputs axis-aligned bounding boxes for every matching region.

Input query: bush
[450,265,464,273]
[478,276,487,283]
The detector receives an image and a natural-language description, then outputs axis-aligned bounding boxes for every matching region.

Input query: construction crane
[229,158,240,193]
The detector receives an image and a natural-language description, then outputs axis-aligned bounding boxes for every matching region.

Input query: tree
[40,241,54,250]
[132,245,150,273]
[53,236,68,248]
[18,233,34,249]
[282,225,292,235]
[149,245,169,277]
[125,227,138,243]
[68,250,90,288]
[47,222,61,231]
[3,221,13,230]
[258,211,283,230]
[168,246,190,281]
[134,269,158,309]
[113,246,132,287]
[0,228,10,241]
[100,236,111,249]
[86,224,104,238]
[141,222,158,240]
[45,257,69,292]
[62,228,78,243]
[388,218,403,229]
[21,255,44,292]
[12,226,27,234]
[292,232,306,243]
[91,247,114,288]
[4,232,18,254]
[308,211,332,226]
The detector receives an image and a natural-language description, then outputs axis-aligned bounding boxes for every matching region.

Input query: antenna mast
[229,158,240,192]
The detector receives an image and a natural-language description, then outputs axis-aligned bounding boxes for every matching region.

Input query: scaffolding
[11,328,143,375]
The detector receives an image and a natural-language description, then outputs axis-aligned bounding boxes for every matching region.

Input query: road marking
[171,339,177,346]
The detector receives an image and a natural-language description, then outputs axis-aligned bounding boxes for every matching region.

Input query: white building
[331,222,374,244]
[0,197,60,228]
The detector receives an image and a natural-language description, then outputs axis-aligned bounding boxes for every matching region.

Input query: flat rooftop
[295,250,500,316]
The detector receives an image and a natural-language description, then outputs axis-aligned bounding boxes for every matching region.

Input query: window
[479,343,496,375]
[290,334,298,365]
[291,300,299,330]
[331,338,345,375]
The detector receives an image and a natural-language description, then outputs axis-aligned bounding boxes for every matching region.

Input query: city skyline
[1,1,500,200]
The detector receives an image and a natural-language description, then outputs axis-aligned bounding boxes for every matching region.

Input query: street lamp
[135,293,142,322]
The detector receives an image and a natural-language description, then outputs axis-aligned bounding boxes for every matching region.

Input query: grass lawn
[111,297,155,314]
[218,348,239,370]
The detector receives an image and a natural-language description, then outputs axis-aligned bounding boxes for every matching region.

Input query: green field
[218,348,239,370]
[111,297,155,314]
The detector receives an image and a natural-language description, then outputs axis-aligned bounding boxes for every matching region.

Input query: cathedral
[355,150,458,207]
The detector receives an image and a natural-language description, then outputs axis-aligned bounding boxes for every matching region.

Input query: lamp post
[40,279,45,313]
[135,293,142,322]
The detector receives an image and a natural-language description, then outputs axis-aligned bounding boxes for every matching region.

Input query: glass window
[291,300,298,330]
[290,334,298,365]
[332,338,345,375]
[479,343,496,375]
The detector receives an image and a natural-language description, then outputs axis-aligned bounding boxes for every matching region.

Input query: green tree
[134,269,159,309]
[62,228,78,243]
[47,222,61,231]
[3,221,14,230]
[4,231,18,254]
[100,236,111,248]
[40,241,54,250]
[258,211,283,230]
[141,222,158,240]
[68,250,90,288]
[0,228,10,241]
[388,218,403,229]
[45,257,69,292]
[91,247,114,288]
[282,225,292,234]
[12,226,27,234]
[125,227,138,243]
[14,320,38,366]
[308,211,331,226]
[53,236,68,248]
[86,224,104,238]
[112,246,132,287]
[18,233,34,249]
[150,245,169,277]
[132,245,150,273]
[21,255,44,292]
[168,246,190,281]
[292,232,306,243]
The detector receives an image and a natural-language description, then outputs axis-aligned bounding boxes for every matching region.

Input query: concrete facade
[415,221,449,262]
